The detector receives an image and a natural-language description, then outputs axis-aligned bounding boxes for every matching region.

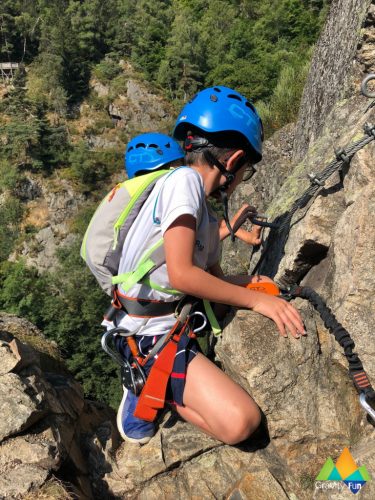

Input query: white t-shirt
[114,166,220,336]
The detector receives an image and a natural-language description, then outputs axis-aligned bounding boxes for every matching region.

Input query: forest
[0,0,329,406]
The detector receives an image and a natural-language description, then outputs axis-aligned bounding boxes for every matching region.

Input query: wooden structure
[0,62,19,82]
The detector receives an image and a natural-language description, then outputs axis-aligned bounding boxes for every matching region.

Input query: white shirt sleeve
[154,168,205,235]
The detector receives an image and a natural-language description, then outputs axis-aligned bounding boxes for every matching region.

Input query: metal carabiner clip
[359,393,375,421]
[189,311,208,333]
[361,74,375,98]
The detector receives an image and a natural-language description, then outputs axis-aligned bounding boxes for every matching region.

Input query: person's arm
[164,214,305,338]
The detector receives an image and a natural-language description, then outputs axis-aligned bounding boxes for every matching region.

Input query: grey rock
[0,464,49,498]
[15,176,42,202]
[92,80,110,97]
[0,373,46,443]
[107,76,172,133]
[0,342,19,375]
[293,0,373,160]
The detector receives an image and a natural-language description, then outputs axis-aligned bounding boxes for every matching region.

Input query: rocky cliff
[8,62,173,273]
[1,1,375,499]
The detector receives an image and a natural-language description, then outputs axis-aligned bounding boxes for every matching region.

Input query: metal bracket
[364,122,375,138]
[334,148,350,165]
[307,173,325,186]
[361,74,375,98]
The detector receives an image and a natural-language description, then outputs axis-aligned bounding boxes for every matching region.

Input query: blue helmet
[125,132,184,179]
[173,86,263,163]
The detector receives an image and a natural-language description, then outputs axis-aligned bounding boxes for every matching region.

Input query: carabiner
[101,330,124,366]
[189,311,208,333]
[359,393,375,421]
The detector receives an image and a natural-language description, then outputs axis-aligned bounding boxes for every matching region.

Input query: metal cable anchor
[307,173,325,186]
[361,74,375,113]
[334,147,350,165]
[361,74,375,98]
[364,122,375,138]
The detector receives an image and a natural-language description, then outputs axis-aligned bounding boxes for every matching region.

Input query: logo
[195,239,204,251]
[229,103,254,126]
[315,447,371,494]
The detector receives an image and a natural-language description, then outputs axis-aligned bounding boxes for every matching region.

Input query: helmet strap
[203,149,234,191]
[220,190,236,242]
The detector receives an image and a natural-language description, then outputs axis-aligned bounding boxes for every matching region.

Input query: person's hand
[236,225,262,245]
[248,292,306,339]
[231,204,263,245]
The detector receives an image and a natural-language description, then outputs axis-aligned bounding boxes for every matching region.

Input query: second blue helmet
[125,132,185,179]
[173,86,263,163]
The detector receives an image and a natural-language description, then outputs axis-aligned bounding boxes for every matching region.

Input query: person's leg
[175,353,261,444]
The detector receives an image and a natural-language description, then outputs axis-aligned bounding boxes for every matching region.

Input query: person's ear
[225,150,245,172]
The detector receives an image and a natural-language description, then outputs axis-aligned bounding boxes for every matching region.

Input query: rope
[287,285,375,403]
[252,123,375,274]
[278,126,375,231]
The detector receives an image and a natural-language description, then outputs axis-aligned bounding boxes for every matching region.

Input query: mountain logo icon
[316,447,371,494]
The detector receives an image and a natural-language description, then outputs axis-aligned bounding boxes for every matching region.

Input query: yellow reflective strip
[203,299,222,336]
[113,259,156,291]
[140,276,182,295]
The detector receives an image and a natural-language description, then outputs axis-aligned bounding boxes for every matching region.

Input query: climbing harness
[101,327,147,395]
[280,285,375,423]
[101,301,205,421]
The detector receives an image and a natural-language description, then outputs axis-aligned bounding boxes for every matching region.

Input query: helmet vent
[228,94,242,102]
[149,144,158,148]
[210,94,218,102]
[245,101,256,112]
[136,143,146,149]
[188,93,198,104]
[127,146,134,152]
[165,142,171,148]
[213,87,222,92]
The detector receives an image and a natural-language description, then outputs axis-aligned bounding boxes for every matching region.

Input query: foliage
[0,69,69,171]
[92,59,122,83]
[257,57,311,137]
[1,0,328,106]
[68,141,122,190]
[0,198,23,261]
[0,244,121,408]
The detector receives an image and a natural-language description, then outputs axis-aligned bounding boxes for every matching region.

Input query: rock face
[293,0,373,160]
[104,62,173,134]
[217,0,375,497]
[10,175,84,271]
[0,313,116,499]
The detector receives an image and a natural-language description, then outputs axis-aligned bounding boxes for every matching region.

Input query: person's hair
[135,158,184,177]
[183,127,254,167]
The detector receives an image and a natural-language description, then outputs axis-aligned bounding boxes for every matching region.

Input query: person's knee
[221,406,261,445]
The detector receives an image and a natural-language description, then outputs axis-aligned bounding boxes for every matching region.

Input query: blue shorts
[115,332,200,407]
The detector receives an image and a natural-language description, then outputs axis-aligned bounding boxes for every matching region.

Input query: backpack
[80,169,170,296]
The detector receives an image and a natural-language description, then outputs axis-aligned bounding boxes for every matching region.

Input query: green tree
[130,0,173,81]
[158,3,203,100]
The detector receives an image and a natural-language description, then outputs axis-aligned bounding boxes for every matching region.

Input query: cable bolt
[307,173,325,186]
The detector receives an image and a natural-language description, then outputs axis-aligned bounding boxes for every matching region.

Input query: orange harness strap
[133,318,192,422]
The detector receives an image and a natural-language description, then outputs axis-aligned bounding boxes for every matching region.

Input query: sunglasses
[242,164,256,182]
